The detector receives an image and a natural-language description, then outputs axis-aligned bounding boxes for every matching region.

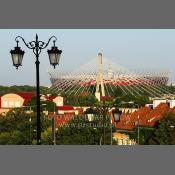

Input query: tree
[149,112,175,145]
[0,85,51,96]
[114,94,150,108]
[123,127,155,145]
[41,127,53,145]
[0,108,51,145]
[64,94,98,107]
[56,115,115,145]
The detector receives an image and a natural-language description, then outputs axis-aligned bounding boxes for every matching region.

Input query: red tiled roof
[15,92,35,105]
[57,105,74,111]
[145,103,169,127]
[115,112,134,130]
[0,96,1,108]
[115,103,169,130]
[127,107,152,128]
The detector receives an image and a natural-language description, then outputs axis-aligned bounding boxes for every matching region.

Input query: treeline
[0,85,50,95]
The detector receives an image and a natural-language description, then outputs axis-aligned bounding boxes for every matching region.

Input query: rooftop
[115,103,170,130]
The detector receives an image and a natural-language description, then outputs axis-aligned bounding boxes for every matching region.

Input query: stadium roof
[48,55,172,98]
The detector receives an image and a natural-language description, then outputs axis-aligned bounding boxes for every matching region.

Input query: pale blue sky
[0,29,175,86]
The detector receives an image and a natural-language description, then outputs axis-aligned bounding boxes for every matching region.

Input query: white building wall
[53,96,64,106]
[153,99,167,109]
[168,100,175,108]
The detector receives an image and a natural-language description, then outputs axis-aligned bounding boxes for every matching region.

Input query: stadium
[48,53,171,99]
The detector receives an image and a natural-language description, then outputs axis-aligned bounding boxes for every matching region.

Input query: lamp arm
[15,36,34,49]
[39,36,57,50]
[15,35,58,50]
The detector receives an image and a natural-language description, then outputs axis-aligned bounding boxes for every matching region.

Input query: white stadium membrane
[48,53,172,98]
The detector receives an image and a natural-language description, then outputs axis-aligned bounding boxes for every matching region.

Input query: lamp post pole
[35,35,41,145]
[52,103,56,145]
[137,115,140,145]
[100,100,121,145]
[29,116,32,145]
[110,118,113,145]
[10,34,62,145]
[102,100,106,145]
[21,104,47,145]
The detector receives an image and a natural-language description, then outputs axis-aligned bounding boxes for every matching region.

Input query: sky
[0,29,175,86]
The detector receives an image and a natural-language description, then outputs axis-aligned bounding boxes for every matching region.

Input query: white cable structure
[48,53,172,99]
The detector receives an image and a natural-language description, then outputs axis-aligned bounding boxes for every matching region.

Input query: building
[114,102,174,131]
[113,132,136,145]
[0,92,35,114]
[49,53,170,100]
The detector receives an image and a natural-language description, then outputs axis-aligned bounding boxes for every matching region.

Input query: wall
[1,93,24,109]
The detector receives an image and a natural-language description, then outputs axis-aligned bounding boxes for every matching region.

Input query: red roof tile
[57,105,74,111]
[115,103,169,130]
[145,103,169,126]
[115,112,135,130]
[15,92,35,105]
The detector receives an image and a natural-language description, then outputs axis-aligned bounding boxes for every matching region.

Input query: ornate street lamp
[85,108,96,122]
[112,108,122,122]
[48,40,62,68]
[10,34,62,145]
[10,41,25,69]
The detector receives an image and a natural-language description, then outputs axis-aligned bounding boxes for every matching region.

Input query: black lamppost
[137,115,140,145]
[110,108,122,145]
[10,34,62,145]
[52,102,56,145]
[85,108,97,122]
[85,104,122,145]
[112,108,122,123]
[100,104,123,145]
